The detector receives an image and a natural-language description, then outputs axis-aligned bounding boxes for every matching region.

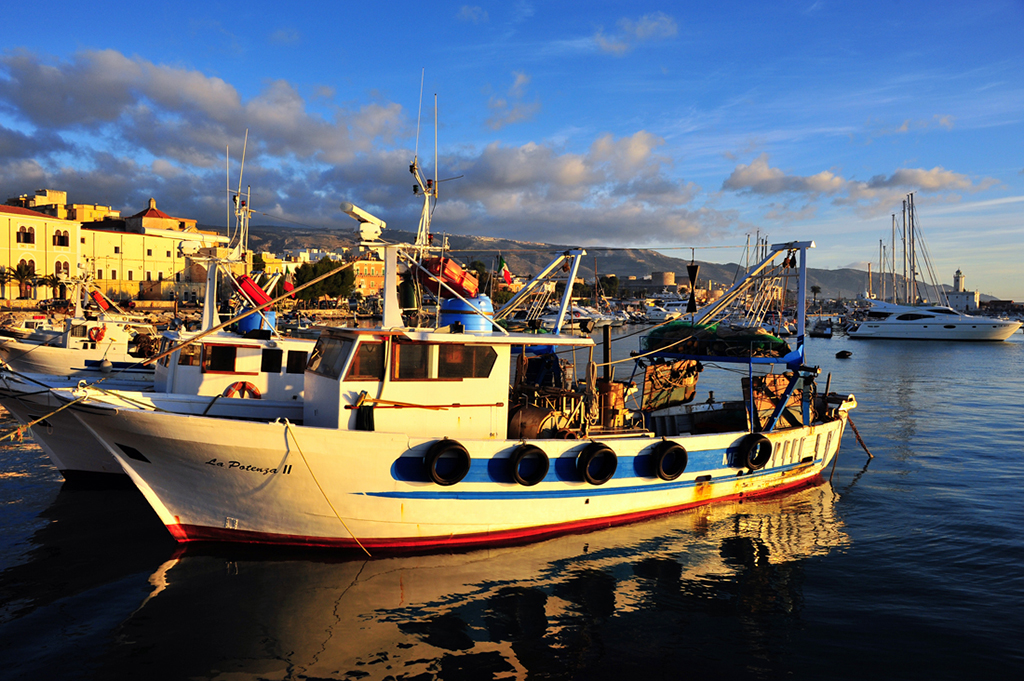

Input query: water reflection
[94,484,847,679]
[0,484,172,623]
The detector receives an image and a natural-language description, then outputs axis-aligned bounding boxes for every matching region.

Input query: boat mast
[908,193,917,304]
[901,199,908,304]
[878,239,883,302]
[891,213,897,303]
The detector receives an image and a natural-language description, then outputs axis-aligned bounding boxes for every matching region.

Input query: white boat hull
[0,374,302,480]
[0,337,154,381]
[847,317,1020,340]
[73,406,851,552]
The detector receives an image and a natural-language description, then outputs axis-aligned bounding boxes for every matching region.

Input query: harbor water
[1,329,1022,679]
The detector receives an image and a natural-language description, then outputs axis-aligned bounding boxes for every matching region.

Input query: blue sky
[1,1,1022,297]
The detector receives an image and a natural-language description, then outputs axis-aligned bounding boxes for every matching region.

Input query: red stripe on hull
[164,471,826,554]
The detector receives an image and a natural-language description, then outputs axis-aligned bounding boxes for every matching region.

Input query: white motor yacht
[847,301,1021,341]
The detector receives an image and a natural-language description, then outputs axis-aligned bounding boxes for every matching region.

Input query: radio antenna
[434,93,438,201]
[415,68,424,161]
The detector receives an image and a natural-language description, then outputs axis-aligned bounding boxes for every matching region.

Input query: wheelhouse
[303,327,593,438]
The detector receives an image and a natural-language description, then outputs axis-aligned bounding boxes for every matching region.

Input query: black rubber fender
[510,444,549,486]
[577,442,617,485]
[650,440,688,481]
[736,433,772,470]
[424,439,471,486]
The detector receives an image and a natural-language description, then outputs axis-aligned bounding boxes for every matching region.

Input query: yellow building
[0,204,80,300]
[3,191,229,302]
[83,199,229,301]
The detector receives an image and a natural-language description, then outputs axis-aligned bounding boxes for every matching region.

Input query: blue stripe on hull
[369,460,817,500]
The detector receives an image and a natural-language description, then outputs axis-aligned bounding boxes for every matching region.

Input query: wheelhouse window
[895,313,935,321]
[177,343,201,366]
[286,350,309,374]
[261,348,283,373]
[202,344,237,373]
[308,336,353,379]
[438,344,497,379]
[392,341,429,380]
[345,342,383,380]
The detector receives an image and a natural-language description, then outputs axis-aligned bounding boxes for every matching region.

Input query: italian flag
[499,256,512,285]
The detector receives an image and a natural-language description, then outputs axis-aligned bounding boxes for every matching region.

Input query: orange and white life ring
[87,324,106,343]
[223,381,261,399]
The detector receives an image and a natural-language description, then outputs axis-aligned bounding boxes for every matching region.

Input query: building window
[81,237,85,244]
[147,249,152,256]
[127,271,133,281]
[166,250,171,258]
[97,269,103,280]
[63,262,69,276]
[16,226,35,244]
[114,246,120,254]
[158,272,164,281]
[175,273,181,282]
[111,270,117,279]
[146,272,152,281]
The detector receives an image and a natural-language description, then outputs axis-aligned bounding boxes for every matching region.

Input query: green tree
[599,275,619,299]
[810,285,821,308]
[467,260,488,280]
[292,258,355,306]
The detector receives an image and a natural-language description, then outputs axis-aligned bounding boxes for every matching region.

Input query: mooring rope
[282,419,371,557]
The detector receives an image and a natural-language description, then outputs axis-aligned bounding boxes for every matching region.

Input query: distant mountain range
[244,223,967,302]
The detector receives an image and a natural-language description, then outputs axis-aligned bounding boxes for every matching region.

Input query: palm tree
[0,267,11,301]
[38,273,63,299]
[810,285,821,311]
[11,262,36,299]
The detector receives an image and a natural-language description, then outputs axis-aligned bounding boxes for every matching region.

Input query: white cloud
[457,6,488,23]
[594,12,677,56]
[486,72,541,130]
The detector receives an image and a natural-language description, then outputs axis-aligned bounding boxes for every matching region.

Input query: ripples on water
[1,332,1022,679]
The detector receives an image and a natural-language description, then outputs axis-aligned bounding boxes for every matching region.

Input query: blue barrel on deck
[237,308,276,333]
[439,295,494,332]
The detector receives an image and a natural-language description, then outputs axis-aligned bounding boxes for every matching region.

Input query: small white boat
[61,235,856,553]
[808,318,834,339]
[645,305,682,323]
[0,281,159,382]
[0,314,64,342]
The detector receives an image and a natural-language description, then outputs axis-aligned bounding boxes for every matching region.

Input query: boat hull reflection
[102,484,848,679]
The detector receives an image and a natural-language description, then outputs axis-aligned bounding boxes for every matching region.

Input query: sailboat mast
[913,193,921,305]
[878,239,884,302]
[902,199,908,304]
[891,214,896,303]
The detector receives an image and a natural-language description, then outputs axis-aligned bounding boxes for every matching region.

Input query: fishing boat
[0,256,314,482]
[60,224,856,552]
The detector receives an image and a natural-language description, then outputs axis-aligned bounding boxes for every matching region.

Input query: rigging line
[0,392,90,445]
[441,244,748,254]
[283,420,371,557]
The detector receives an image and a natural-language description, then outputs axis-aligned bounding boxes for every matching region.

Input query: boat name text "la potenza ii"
[205,459,293,476]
